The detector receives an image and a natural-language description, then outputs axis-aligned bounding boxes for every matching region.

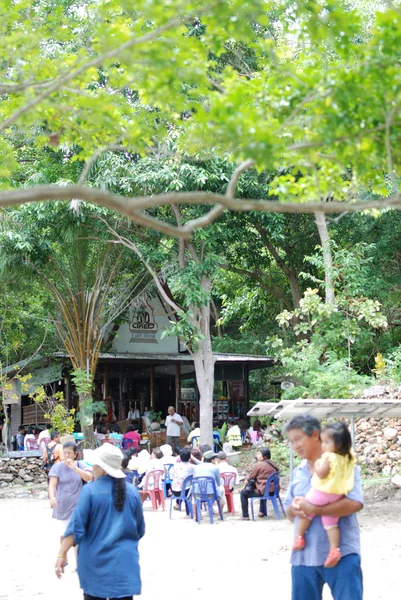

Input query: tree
[0,202,151,443]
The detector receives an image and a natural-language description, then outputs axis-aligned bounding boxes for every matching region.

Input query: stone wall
[355,418,401,476]
[0,457,48,494]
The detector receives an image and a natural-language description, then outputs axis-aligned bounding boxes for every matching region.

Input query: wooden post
[244,364,249,418]
[150,366,155,410]
[175,364,181,413]
[103,364,109,399]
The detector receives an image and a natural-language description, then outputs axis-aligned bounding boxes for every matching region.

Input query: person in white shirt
[24,427,37,450]
[217,451,239,489]
[38,424,51,446]
[165,406,183,453]
[187,422,201,447]
[127,404,141,421]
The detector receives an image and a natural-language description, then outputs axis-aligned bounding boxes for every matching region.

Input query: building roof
[247,399,401,419]
[53,351,274,369]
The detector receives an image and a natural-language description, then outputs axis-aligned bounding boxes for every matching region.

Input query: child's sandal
[292,535,306,551]
[324,548,341,568]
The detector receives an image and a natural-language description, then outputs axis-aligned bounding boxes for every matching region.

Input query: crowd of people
[10,410,364,600]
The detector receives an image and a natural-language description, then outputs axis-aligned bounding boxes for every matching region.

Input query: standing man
[165,406,183,453]
[284,415,363,600]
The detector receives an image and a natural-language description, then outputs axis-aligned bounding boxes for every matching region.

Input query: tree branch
[77,144,125,185]
[1,185,401,239]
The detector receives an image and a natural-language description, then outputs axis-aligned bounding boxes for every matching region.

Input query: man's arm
[296,496,363,517]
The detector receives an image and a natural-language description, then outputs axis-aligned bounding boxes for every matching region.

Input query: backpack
[42,444,56,473]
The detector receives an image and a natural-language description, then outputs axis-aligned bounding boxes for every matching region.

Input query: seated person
[123,424,141,449]
[24,427,37,450]
[193,450,225,510]
[217,451,239,489]
[110,425,123,448]
[138,447,164,504]
[240,447,279,520]
[187,422,201,447]
[226,419,243,451]
[171,448,195,507]
[94,425,106,444]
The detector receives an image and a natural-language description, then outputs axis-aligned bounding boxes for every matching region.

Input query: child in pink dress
[292,422,356,568]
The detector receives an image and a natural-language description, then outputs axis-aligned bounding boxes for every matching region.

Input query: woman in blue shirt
[54,443,145,600]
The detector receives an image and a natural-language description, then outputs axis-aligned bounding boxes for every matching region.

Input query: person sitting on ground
[240,447,279,520]
[123,424,141,449]
[187,422,201,447]
[226,419,243,451]
[24,426,37,450]
[110,425,123,448]
[217,451,239,489]
[43,431,64,475]
[193,450,225,510]
[292,421,356,568]
[171,448,195,508]
[16,426,25,451]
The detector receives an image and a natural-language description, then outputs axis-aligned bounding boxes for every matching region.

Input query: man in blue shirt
[284,415,363,600]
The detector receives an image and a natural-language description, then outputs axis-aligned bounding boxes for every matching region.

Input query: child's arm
[314,456,330,479]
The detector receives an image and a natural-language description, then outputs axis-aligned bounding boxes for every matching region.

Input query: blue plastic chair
[250,473,285,521]
[191,436,200,448]
[213,433,221,453]
[169,475,194,519]
[122,438,139,450]
[191,476,224,524]
[163,463,175,499]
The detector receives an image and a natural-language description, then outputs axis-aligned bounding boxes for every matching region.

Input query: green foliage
[148,410,163,422]
[30,387,75,436]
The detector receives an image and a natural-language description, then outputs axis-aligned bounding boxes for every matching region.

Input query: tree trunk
[191,278,215,448]
[79,392,96,448]
[314,212,335,306]
[288,268,302,309]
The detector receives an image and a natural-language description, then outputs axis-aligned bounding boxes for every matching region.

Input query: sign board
[7,450,42,458]
[129,300,158,344]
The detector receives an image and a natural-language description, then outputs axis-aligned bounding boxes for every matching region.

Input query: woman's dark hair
[113,478,126,512]
[323,422,353,459]
[193,422,200,429]
[259,447,271,460]
[101,427,108,435]
[121,452,131,470]
[50,430,59,440]
[127,424,135,432]
[252,419,261,431]
[191,448,202,461]
[96,425,103,434]
[63,442,77,453]
[27,426,34,435]
[112,425,121,433]
[180,448,191,463]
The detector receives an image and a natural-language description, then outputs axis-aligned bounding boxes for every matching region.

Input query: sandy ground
[0,494,399,600]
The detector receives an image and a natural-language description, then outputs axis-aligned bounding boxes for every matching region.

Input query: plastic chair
[220,471,236,514]
[192,476,223,524]
[39,437,51,452]
[163,463,174,499]
[169,475,193,519]
[142,469,165,510]
[250,473,285,521]
[191,436,200,448]
[122,438,139,450]
[26,438,39,451]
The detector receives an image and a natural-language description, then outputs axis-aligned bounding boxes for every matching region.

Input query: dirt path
[0,497,399,600]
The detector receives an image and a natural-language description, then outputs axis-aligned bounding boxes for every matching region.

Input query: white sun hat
[160,444,173,457]
[91,443,126,478]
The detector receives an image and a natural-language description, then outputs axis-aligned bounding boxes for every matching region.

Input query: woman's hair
[323,422,353,459]
[127,424,135,432]
[27,426,34,435]
[252,419,261,430]
[113,478,126,512]
[193,422,200,429]
[259,447,271,460]
[101,427,108,435]
[121,451,131,470]
[180,448,191,463]
[63,442,77,453]
[112,425,121,434]
[191,448,202,461]
[96,425,103,434]
[50,430,59,440]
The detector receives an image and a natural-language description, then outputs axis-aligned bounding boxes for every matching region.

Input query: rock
[0,473,14,482]
[389,451,401,461]
[23,475,33,482]
[18,470,26,478]
[16,492,32,498]
[37,491,48,500]
[384,427,398,441]
[358,421,371,432]
[382,465,392,475]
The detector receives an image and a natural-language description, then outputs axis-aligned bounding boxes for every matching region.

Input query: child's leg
[297,516,313,537]
[325,525,340,549]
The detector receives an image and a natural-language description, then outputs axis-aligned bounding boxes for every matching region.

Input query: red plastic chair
[142,469,165,511]
[26,438,40,451]
[221,472,236,514]
[39,437,51,451]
